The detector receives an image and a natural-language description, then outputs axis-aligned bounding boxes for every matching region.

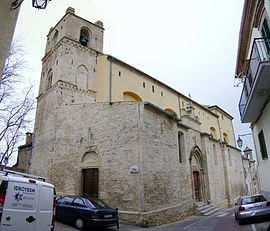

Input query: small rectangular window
[143,82,146,88]
[258,130,268,159]
[161,91,163,96]
[178,132,183,163]
[152,85,155,93]
[118,71,121,77]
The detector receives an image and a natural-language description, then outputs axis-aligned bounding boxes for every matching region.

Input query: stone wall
[29,95,245,225]
[225,146,246,205]
[13,144,32,173]
[204,138,228,208]
[140,106,194,225]
[32,100,142,211]
[31,98,195,225]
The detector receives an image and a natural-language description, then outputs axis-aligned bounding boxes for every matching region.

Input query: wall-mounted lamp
[11,0,51,10]
[237,136,243,149]
[32,0,51,9]
[237,133,252,149]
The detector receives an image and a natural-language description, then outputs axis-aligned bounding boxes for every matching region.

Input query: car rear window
[86,198,109,209]
[241,195,267,205]
[61,196,74,205]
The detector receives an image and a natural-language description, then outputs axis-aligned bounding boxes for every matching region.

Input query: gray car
[234,194,270,225]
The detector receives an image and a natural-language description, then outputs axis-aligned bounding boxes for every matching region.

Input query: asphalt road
[55,209,270,231]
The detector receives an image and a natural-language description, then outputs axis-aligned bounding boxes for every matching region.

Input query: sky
[13,0,255,158]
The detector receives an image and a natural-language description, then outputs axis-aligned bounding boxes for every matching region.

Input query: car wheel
[75,218,85,230]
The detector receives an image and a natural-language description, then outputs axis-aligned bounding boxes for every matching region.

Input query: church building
[16,7,246,225]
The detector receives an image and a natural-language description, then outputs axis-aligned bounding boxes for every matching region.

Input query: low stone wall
[119,203,195,227]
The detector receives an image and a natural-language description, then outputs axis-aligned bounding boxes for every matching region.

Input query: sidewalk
[55,222,77,231]
[55,222,144,231]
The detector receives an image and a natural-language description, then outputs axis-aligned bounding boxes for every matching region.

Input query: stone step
[199,205,216,214]
[204,208,220,216]
[195,202,205,207]
[197,204,212,209]
[195,202,221,216]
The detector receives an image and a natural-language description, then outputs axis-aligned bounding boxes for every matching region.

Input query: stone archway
[80,147,101,198]
[189,146,208,202]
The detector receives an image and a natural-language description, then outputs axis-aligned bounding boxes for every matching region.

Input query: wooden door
[193,171,201,201]
[82,168,99,198]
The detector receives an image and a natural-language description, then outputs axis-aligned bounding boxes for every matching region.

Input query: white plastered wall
[253,102,270,192]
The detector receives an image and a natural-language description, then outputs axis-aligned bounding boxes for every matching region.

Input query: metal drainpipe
[109,57,112,105]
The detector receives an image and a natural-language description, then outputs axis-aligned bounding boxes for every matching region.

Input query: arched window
[52,30,58,44]
[223,133,229,144]
[164,108,178,118]
[80,28,90,47]
[210,127,217,139]
[76,65,89,90]
[47,69,53,90]
[123,91,142,102]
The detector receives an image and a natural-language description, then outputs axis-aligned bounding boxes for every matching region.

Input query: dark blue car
[55,195,119,230]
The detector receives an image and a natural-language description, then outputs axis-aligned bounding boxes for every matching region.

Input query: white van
[0,169,55,231]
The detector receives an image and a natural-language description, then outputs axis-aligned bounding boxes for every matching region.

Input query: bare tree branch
[0,43,34,165]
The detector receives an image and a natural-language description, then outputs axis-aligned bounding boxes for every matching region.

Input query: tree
[0,44,34,166]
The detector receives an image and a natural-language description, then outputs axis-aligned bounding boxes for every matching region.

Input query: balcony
[239,38,270,123]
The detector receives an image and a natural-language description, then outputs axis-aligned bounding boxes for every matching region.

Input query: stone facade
[28,93,246,225]
[15,7,247,226]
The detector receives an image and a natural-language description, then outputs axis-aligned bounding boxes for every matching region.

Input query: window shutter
[258,130,268,160]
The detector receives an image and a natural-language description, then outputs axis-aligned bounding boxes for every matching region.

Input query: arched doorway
[189,146,208,202]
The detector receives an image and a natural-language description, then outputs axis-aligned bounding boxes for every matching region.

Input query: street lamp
[237,133,252,149]
[32,0,50,9]
[11,0,51,10]
[237,136,243,149]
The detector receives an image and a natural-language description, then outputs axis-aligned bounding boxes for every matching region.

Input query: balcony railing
[239,37,270,121]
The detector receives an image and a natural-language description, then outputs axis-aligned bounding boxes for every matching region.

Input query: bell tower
[33,7,105,146]
[38,7,104,96]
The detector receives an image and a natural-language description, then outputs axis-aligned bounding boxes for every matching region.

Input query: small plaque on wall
[129,165,140,174]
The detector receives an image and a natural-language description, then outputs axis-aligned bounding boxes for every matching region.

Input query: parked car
[55,195,119,230]
[0,169,55,231]
[234,194,270,224]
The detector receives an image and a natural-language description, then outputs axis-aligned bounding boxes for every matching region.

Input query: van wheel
[75,218,85,230]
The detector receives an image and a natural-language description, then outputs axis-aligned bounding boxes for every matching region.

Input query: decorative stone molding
[84,145,98,154]
[81,150,98,162]
[181,114,202,125]
[56,80,96,97]
[61,37,99,55]
[42,36,100,62]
